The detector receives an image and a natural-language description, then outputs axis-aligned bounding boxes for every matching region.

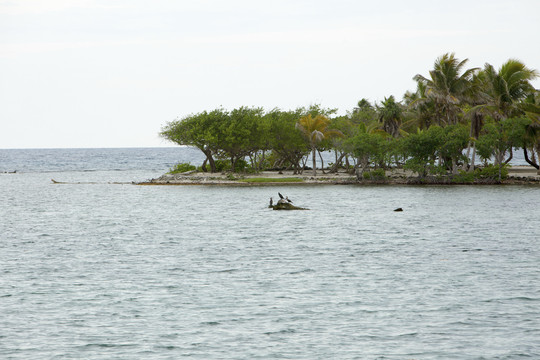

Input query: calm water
[1,148,539,359]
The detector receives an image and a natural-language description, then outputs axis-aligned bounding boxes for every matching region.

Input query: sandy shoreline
[137,166,540,186]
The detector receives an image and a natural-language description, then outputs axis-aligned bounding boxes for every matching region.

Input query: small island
[149,53,540,186]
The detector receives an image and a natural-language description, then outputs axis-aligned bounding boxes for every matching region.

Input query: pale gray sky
[1,0,539,148]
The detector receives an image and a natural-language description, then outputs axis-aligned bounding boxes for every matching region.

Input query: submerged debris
[269,193,308,210]
[270,202,308,211]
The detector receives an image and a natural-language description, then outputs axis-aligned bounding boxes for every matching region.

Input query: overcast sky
[1,0,539,149]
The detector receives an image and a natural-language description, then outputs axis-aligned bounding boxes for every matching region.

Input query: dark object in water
[394,207,403,212]
[271,202,308,211]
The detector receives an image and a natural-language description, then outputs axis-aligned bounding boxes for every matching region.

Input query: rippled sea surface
[1,148,539,359]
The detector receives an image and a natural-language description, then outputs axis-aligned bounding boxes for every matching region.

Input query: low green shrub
[429,164,447,176]
[214,160,229,172]
[212,159,251,173]
[475,164,508,180]
[362,168,387,180]
[452,170,475,183]
[169,162,196,174]
[449,165,508,182]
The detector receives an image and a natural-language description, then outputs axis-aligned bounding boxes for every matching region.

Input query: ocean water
[0,148,539,359]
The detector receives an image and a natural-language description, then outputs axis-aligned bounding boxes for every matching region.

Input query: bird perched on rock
[278,192,292,204]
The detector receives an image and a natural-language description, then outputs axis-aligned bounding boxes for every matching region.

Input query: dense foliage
[161,53,539,181]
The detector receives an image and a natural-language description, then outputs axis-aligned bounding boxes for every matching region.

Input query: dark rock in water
[394,207,403,212]
[271,202,308,211]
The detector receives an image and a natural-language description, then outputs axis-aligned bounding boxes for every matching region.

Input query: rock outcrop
[269,202,308,210]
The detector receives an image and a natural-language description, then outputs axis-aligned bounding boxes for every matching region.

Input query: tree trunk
[462,141,472,171]
[494,149,502,166]
[312,147,317,176]
[202,148,216,172]
[259,151,266,171]
[231,156,237,173]
[350,157,358,174]
[355,157,369,180]
[495,150,503,182]
[329,152,346,173]
[355,164,362,180]
[201,158,208,172]
[468,143,476,172]
[504,148,513,165]
[523,147,539,169]
[360,157,369,178]
[251,151,265,172]
[318,150,326,174]
[300,155,308,175]
[249,154,256,170]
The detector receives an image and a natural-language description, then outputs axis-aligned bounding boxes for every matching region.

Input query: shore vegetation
[160,53,539,183]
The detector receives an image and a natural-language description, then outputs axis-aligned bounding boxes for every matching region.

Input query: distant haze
[1,0,539,148]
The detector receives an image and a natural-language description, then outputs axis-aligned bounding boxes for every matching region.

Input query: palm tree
[296,114,343,176]
[520,90,540,168]
[462,70,490,171]
[478,60,538,120]
[404,81,436,130]
[522,121,540,169]
[354,98,374,113]
[413,53,478,126]
[377,96,403,137]
[472,59,539,179]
